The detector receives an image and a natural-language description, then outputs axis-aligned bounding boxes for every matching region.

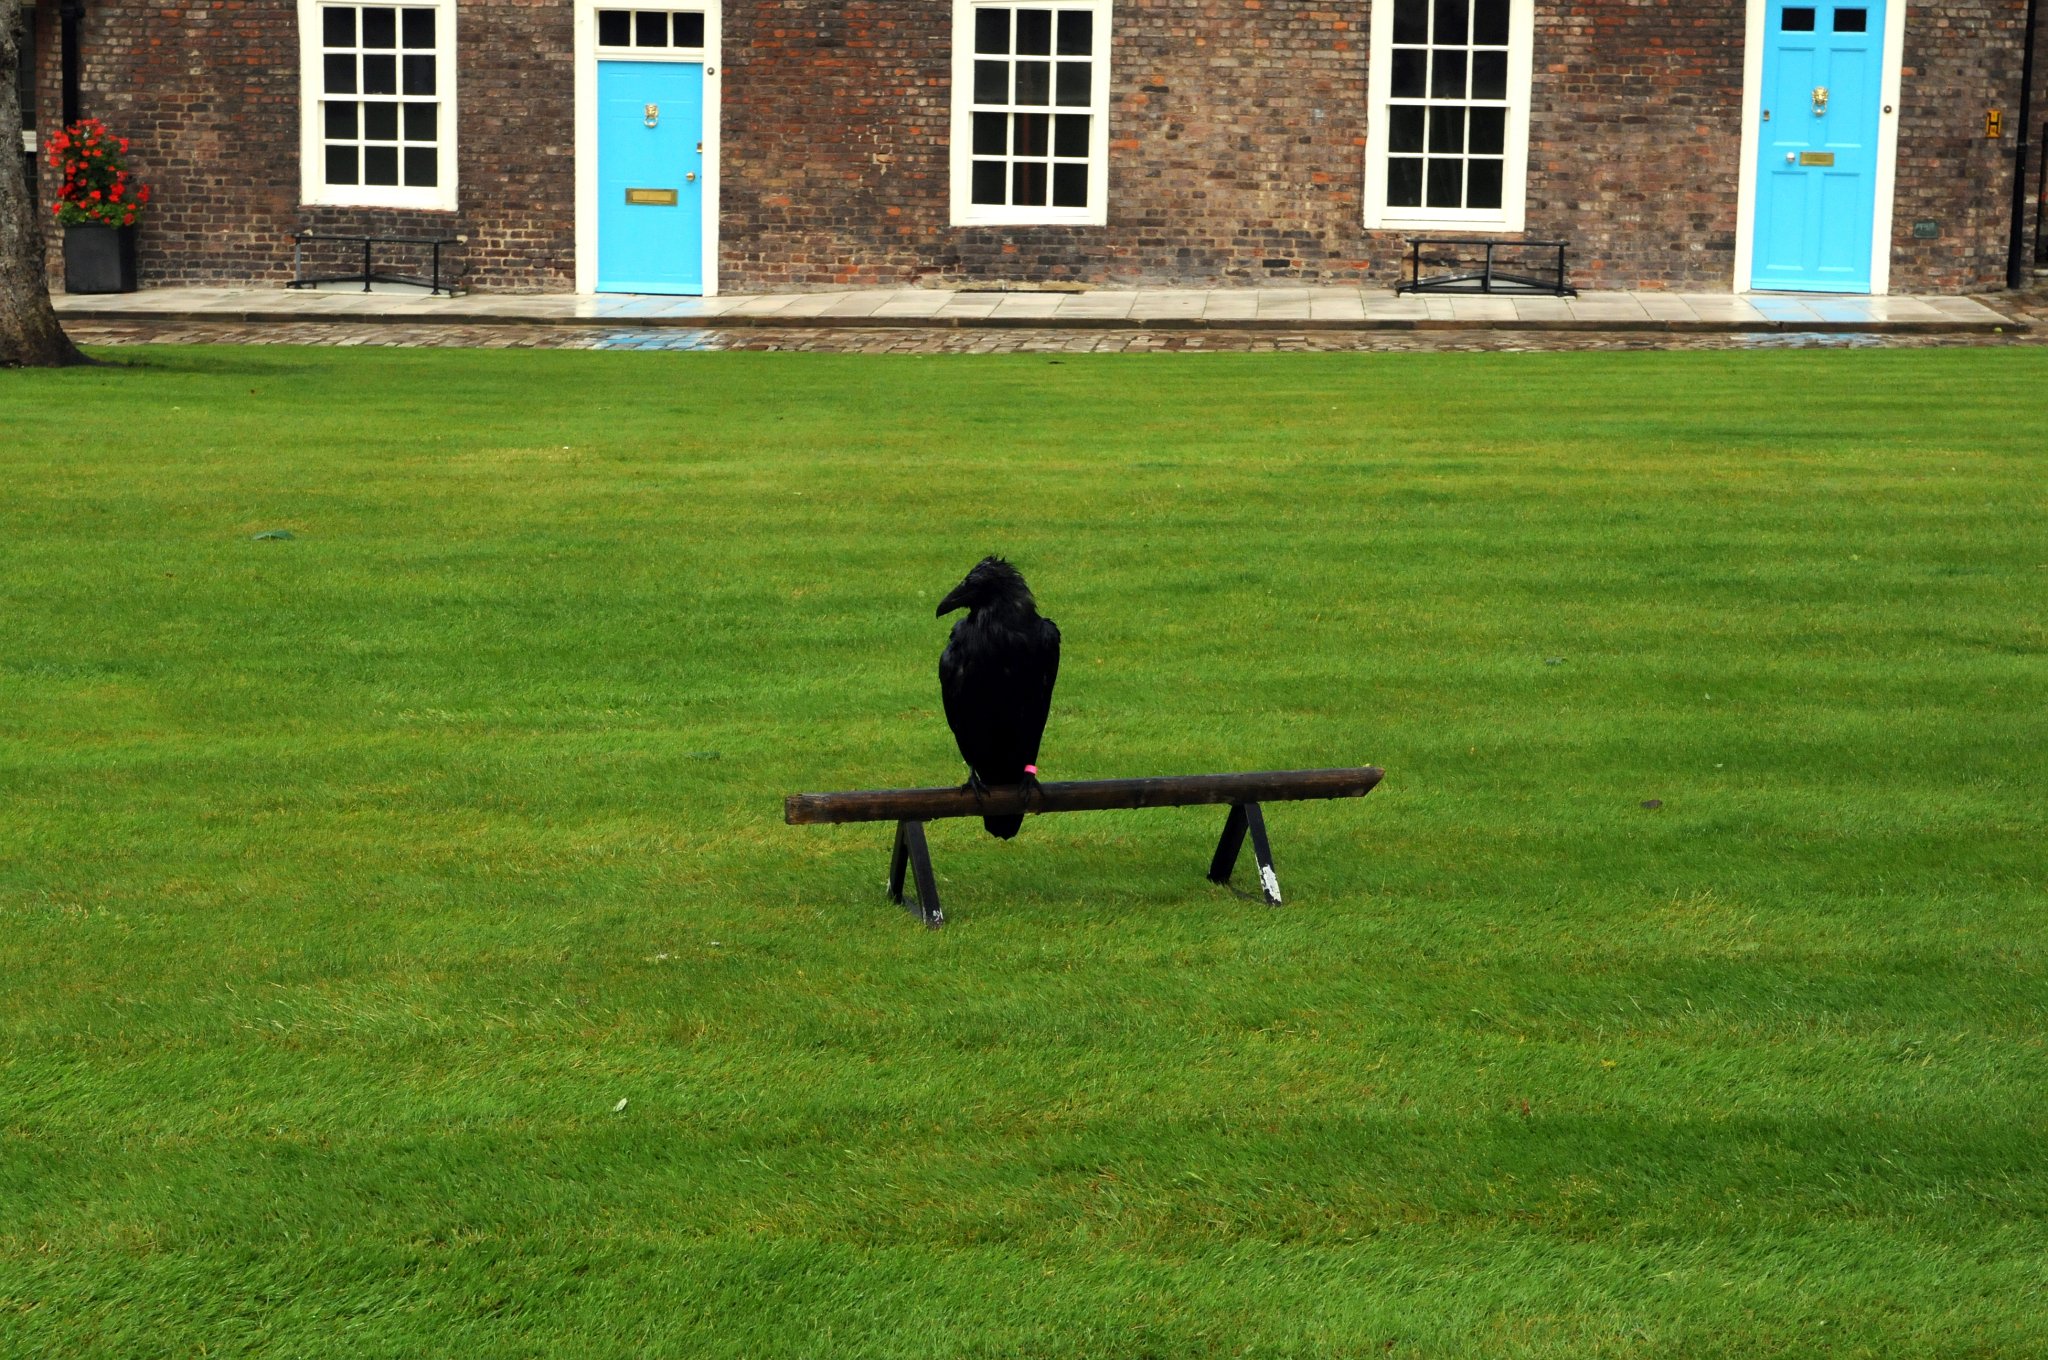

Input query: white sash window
[298,0,457,210]
[950,0,1111,227]
[1364,0,1532,232]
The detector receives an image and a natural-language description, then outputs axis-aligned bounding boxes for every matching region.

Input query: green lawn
[2,344,2044,1358]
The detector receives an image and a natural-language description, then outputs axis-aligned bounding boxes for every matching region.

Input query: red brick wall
[1891,0,2032,290]
[30,0,2042,294]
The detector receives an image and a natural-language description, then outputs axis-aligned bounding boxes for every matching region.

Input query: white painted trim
[1869,0,1906,295]
[296,0,459,212]
[1734,0,1907,294]
[1362,0,1532,234]
[949,0,1112,228]
[574,1,722,295]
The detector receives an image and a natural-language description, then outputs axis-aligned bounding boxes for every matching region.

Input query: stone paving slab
[49,283,2027,335]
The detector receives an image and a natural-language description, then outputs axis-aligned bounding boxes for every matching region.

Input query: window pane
[597,10,629,45]
[1467,158,1503,209]
[1053,113,1089,157]
[1783,7,1815,30]
[1055,61,1090,107]
[325,54,358,94]
[1014,111,1050,156]
[363,54,396,93]
[1051,162,1087,207]
[402,53,434,95]
[1014,60,1050,105]
[323,7,355,46]
[361,6,395,47]
[1433,0,1468,46]
[1393,0,1428,44]
[1057,10,1092,55]
[974,59,1008,104]
[325,144,359,185]
[975,8,1009,54]
[1468,105,1506,154]
[363,100,398,140]
[1472,0,1509,45]
[403,145,437,186]
[1391,48,1426,98]
[973,111,1007,155]
[1430,50,1467,99]
[971,159,1006,204]
[364,144,399,184]
[1388,156,1423,206]
[1427,106,1464,153]
[1833,6,1867,30]
[1471,50,1507,100]
[636,11,668,45]
[404,101,437,141]
[1012,160,1047,206]
[676,12,705,46]
[1426,157,1462,208]
[402,7,433,47]
[1389,104,1425,152]
[1015,8,1052,54]
[324,101,358,138]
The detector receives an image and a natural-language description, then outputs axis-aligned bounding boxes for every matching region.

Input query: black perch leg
[1208,803,1249,886]
[887,820,945,928]
[1207,801,1282,906]
[1242,801,1282,906]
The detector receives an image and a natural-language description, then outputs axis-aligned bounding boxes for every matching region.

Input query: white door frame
[1733,0,1907,294]
[572,0,723,295]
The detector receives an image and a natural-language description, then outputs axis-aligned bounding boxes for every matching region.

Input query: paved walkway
[53,283,2025,335]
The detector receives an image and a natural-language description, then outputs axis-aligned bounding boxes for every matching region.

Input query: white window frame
[297,0,458,211]
[1363,0,1533,233]
[949,0,1111,228]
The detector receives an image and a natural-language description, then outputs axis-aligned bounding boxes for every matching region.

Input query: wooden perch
[784,766,1385,928]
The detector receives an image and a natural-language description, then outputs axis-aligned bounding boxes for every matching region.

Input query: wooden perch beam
[784,766,1384,826]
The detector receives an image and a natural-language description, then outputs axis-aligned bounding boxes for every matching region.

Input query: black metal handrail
[1396,236,1576,297]
[289,231,462,295]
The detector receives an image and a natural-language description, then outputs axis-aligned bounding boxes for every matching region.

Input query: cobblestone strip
[58,318,2048,353]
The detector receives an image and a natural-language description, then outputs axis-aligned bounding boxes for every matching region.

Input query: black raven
[936,556,1062,839]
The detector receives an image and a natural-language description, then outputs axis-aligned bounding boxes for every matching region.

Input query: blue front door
[597,61,705,294]
[1751,0,1886,292]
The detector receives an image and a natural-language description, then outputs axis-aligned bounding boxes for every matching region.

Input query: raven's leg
[1021,771,1045,809]
[961,770,990,796]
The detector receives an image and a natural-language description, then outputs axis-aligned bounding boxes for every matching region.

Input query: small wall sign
[1912,219,1941,239]
[1986,109,2004,138]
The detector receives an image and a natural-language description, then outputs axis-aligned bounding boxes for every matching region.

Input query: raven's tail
[982,814,1023,839]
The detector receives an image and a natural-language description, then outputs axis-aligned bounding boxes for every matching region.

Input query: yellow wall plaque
[626,187,679,206]
[1798,151,1835,167]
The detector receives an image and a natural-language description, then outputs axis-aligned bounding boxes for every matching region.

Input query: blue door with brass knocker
[1751,0,1886,292]
[597,60,704,293]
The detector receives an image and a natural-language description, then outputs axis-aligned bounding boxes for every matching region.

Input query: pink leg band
[1024,765,1038,776]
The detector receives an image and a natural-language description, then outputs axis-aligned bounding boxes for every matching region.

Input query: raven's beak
[936,583,969,617]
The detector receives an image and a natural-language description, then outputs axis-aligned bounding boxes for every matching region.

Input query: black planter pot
[62,223,139,294]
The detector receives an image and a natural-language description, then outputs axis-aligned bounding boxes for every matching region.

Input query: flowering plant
[46,119,152,228]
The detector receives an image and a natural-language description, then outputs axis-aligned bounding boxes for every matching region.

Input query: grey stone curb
[47,304,2028,335]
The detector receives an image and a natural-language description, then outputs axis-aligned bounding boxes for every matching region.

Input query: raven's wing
[1020,616,1061,766]
[939,621,1003,777]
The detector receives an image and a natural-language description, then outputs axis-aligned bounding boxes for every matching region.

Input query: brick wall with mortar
[28,0,2044,294]
[33,0,574,291]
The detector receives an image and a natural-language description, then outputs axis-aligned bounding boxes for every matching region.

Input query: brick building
[15,0,2047,295]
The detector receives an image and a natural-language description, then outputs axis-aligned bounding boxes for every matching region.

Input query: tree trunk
[0,8,87,368]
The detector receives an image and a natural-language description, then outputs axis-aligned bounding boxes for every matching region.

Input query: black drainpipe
[59,0,82,126]
[2008,0,2041,287]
